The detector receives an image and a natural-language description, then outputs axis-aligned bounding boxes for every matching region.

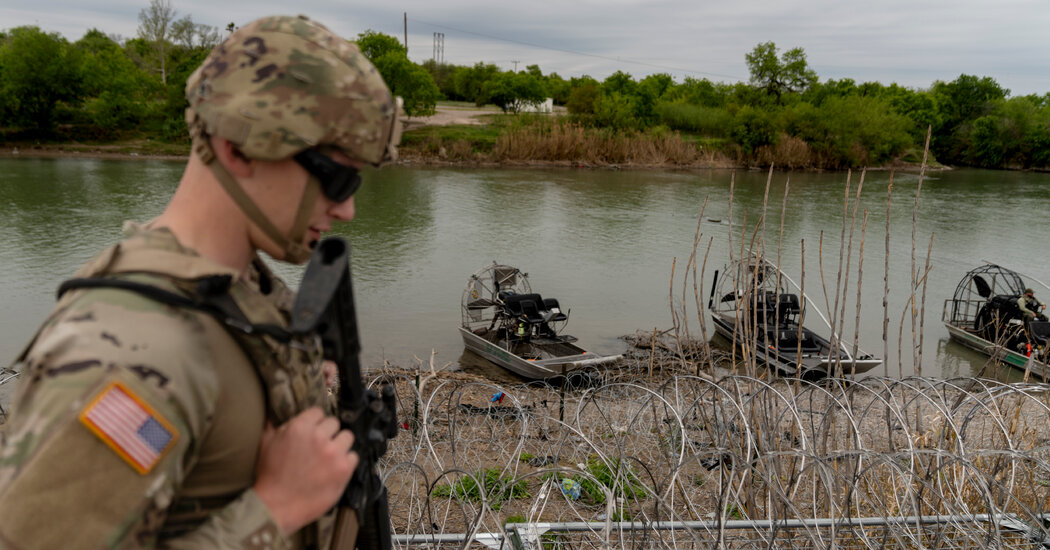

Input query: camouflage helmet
[185,14,401,166]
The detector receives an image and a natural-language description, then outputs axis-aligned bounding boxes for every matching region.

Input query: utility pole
[512,60,520,72]
[403,12,408,55]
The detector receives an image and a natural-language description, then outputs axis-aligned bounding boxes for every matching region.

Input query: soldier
[0,14,401,549]
[1019,288,1046,323]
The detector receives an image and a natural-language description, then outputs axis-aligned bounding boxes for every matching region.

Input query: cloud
[3,0,1049,94]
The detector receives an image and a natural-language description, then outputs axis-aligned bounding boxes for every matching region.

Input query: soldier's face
[248,154,360,260]
[301,150,361,250]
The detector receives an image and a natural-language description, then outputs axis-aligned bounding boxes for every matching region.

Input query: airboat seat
[751,291,778,323]
[778,329,821,354]
[503,293,546,322]
[1031,321,1050,343]
[543,298,568,322]
[520,299,547,325]
[777,294,800,322]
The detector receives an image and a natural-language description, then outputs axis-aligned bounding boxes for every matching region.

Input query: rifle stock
[292,237,398,550]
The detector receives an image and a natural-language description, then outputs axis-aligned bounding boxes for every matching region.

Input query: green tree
[602,71,636,96]
[355,30,406,60]
[155,47,210,140]
[0,26,82,132]
[671,77,723,107]
[545,72,571,105]
[480,71,547,113]
[355,31,438,116]
[787,95,915,167]
[453,62,501,105]
[745,41,817,104]
[730,104,780,154]
[930,74,1008,164]
[74,29,152,133]
[594,92,638,130]
[372,53,440,116]
[635,73,674,124]
[420,59,458,99]
[566,79,600,117]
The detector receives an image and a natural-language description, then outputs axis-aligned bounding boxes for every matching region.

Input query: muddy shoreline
[0,146,944,173]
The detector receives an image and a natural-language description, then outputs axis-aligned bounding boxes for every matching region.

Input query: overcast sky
[4,0,1050,96]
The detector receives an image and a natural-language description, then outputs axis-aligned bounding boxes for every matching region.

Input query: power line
[406,16,746,81]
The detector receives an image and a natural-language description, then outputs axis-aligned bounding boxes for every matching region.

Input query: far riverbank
[0,104,951,171]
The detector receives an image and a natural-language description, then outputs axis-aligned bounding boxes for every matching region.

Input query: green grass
[432,468,530,511]
[545,456,649,505]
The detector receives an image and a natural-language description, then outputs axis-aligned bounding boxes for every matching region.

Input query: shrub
[655,102,732,136]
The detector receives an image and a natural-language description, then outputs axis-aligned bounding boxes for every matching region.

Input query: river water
[2,157,1048,381]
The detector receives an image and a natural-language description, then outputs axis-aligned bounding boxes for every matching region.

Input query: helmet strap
[193,136,316,264]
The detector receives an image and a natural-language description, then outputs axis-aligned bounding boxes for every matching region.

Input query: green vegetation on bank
[3,2,1050,170]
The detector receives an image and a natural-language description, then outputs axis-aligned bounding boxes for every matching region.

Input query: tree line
[2,5,1049,170]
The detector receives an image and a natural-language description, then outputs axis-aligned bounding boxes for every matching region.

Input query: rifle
[291,237,399,550]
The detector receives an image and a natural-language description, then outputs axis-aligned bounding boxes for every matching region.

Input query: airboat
[460,263,621,380]
[707,257,882,380]
[942,264,1050,378]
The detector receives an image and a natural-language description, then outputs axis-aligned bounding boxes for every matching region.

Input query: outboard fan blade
[973,275,992,299]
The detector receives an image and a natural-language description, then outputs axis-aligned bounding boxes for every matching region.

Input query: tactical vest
[37,231,336,547]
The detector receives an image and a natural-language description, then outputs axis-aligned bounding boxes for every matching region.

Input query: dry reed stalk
[668,256,684,369]
[916,233,935,377]
[829,171,853,378]
[796,239,806,375]
[910,126,933,371]
[726,175,739,373]
[836,171,865,377]
[758,167,774,372]
[649,326,656,377]
[760,165,773,257]
[851,209,869,380]
[777,179,790,374]
[684,198,710,376]
[697,237,716,374]
[817,232,832,340]
[897,266,933,377]
[884,172,894,377]
[745,217,765,377]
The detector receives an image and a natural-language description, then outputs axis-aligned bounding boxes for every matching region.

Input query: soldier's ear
[211,136,255,178]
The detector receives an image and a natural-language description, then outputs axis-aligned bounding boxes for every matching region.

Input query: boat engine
[975,294,1050,356]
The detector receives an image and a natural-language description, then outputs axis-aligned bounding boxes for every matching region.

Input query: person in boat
[0,15,401,549]
[1019,288,1047,323]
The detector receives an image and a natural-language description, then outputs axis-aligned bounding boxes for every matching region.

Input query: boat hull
[711,313,881,379]
[459,328,621,380]
[944,323,1049,379]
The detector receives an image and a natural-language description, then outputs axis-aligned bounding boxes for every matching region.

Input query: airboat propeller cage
[708,255,882,379]
[459,262,620,379]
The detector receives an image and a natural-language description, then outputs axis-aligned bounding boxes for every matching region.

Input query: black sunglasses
[293,148,362,203]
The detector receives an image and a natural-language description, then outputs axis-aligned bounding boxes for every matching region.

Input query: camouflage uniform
[0,14,399,550]
[1019,291,1045,321]
[0,222,333,549]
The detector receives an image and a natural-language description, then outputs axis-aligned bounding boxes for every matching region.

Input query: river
[2,157,1048,381]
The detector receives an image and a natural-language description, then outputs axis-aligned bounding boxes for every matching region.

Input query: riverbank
[0,104,947,171]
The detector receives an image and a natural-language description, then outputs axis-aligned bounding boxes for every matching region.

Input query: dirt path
[404,104,502,129]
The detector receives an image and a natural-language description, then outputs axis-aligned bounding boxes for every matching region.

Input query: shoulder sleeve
[0,290,222,548]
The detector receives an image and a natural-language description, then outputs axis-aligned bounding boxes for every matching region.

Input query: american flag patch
[79,382,178,474]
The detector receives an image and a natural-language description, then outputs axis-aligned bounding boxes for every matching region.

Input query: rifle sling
[57,277,294,342]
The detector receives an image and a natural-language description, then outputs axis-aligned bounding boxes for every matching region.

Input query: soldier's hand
[253,407,358,535]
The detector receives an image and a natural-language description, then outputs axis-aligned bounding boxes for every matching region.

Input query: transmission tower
[432,32,444,63]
